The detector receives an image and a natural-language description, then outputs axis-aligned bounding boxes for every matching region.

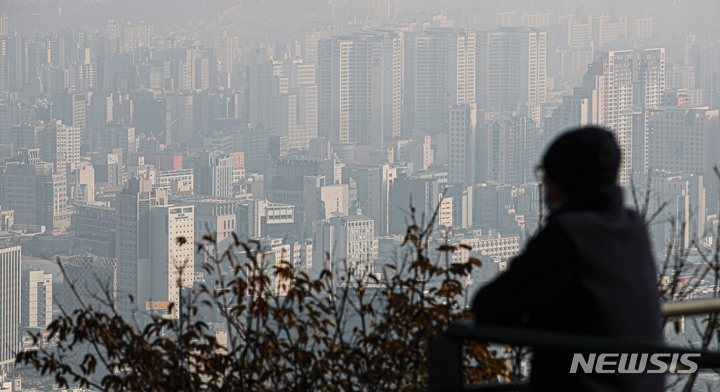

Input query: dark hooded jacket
[472,184,663,391]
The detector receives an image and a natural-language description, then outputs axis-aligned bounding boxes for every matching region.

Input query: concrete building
[647,107,720,211]
[193,199,237,245]
[303,175,350,234]
[0,156,70,234]
[0,123,43,151]
[477,27,547,112]
[318,31,402,149]
[194,152,233,199]
[559,49,665,185]
[21,269,52,331]
[0,246,21,372]
[159,93,193,146]
[404,28,475,134]
[448,105,477,186]
[237,199,295,239]
[389,173,444,235]
[484,115,538,186]
[91,123,136,164]
[150,206,195,316]
[647,107,718,176]
[71,203,115,258]
[247,60,320,150]
[115,178,168,316]
[342,164,396,236]
[69,160,95,204]
[42,120,81,174]
[631,48,666,175]
[312,215,376,283]
[157,169,193,194]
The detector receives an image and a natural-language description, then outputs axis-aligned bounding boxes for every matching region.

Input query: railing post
[428,332,463,391]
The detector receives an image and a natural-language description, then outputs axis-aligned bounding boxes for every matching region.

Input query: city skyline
[1,0,720,389]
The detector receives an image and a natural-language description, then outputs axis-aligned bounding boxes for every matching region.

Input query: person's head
[539,126,621,211]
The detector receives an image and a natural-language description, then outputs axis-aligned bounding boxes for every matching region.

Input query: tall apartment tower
[448,105,477,186]
[477,27,547,112]
[404,28,475,134]
[115,178,168,316]
[581,51,635,186]
[150,206,194,317]
[6,33,28,92]
[0,246,21,372]
[632,48,665,175]
[0,13,8,36]
[43,120,81,174]
[318,31,402,149]
[21,270,52,330]
[576,49,665,184]
[194,151,233,199]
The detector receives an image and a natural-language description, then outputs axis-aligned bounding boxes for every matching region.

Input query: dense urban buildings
[2,0,720,388]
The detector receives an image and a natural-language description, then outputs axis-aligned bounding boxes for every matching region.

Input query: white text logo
[569,353,700,374]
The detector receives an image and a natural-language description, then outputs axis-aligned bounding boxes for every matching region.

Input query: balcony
[428,298,720,391]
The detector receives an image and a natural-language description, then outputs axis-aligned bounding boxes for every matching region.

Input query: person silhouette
[472,126,663,391]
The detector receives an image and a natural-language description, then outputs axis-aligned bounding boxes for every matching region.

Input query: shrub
[16,218,507,391]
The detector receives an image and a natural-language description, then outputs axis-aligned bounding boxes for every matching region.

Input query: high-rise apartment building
[595,16,628,47]
[404,28,475,134]
[115,178,168,316]
[318,31,402,149]
[0,13,8,36]
[42,120,81,174]
[6,33,28,92]
[106,20,154,54]
[634,17,653,41]
[448,105,477,186]
[632,48,666,174]
[477,27,546,112]
[576,49,664,183]
[0,246,21,372]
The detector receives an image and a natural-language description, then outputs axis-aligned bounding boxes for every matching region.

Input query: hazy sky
[0,0,691,39]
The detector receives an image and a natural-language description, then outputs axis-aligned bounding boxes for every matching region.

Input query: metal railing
[428,299,720,392]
